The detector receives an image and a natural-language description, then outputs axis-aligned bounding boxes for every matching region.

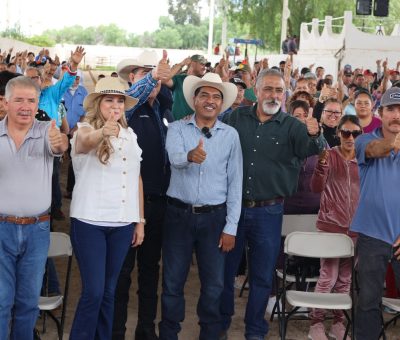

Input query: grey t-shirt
[0,118,56,216]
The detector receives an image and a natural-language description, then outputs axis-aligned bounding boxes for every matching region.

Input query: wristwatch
[139,218,146,224]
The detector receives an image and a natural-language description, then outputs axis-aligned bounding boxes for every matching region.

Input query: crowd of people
[0,44,399,340]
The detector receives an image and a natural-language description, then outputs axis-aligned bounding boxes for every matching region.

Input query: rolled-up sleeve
[166,121,191,169]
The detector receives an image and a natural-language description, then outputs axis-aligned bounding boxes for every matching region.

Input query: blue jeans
[220,204,283,339]
[0,220,50,340]
[69,218,134,340]
[355,233,400,340]
[159,204,227,340]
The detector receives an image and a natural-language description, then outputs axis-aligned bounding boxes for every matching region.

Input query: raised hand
[102,112,120,138]
[48,120,66,151]
[305,110,320,136]
[318,150,329,165]
[187,138,206,164]
[152,49,171,82]
[319,83,330,101]
[393,132,400,153]
[69,46,86,71]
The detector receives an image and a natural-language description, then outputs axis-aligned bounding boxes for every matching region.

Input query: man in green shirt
[220,69,326,340]
[166,54,207,120]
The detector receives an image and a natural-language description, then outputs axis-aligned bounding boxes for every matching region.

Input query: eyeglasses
[339,129,362,139]
[323,109,342,117]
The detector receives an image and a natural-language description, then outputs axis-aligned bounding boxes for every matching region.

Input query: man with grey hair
[304,72,318,97]
[220,69,326,340]
[0,76,68,339]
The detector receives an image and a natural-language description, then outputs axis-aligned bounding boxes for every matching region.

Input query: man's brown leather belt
[0,214,50,225]
[167,197,226,214]
[243,198,284,208]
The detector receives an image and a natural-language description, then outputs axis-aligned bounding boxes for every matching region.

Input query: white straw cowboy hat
[83,77,138,111]
[116,50,159,82]
[183,73,238,114]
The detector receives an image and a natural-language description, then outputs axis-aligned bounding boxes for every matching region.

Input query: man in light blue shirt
[159,73,243,340]
[350,87,400,340]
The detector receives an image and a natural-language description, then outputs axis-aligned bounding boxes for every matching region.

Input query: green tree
[139,31,155,48]
[225,0,353,51]
[1,24,24,40]
[153,27,183,48]
[168,0,201,25]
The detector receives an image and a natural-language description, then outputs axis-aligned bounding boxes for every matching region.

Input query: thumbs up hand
[49,119,62,147]
[305,110,320,137]
[187,138,207,164]
[153,49,171,82]
[48,119,68,153]
[102,112,120,138]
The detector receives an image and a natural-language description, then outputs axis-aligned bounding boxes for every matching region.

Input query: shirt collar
[186,113,225,131]
[246,104,285,123]
[0,116,41,139]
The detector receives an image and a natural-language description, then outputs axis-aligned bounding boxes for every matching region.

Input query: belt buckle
[192,205,202,214]
[246,200,256,208]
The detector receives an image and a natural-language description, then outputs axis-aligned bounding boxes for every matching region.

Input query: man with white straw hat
[113,50,173,340]
[116,49,172,122]
[159,73,243,340]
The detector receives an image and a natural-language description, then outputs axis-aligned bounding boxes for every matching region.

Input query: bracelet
[139,218,146,224]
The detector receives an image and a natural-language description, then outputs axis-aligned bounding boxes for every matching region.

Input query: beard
[261,99,281,115]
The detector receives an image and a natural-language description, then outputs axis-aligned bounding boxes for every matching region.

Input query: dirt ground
[35,71,400,340]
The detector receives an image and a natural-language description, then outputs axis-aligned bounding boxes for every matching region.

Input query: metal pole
[281,0,290,53]
[208,0,215,57]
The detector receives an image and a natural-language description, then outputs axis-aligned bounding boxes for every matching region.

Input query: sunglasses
[339,129,362,138]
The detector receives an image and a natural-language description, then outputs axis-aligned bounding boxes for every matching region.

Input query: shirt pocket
[262,135,289,161]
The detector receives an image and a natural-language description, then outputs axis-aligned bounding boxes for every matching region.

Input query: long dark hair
[337,115,362,132]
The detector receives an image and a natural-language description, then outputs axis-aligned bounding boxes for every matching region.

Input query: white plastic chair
[38,232,73,340]
[270,215,319,322]
[381,297,400,339]
[280,231,355,340]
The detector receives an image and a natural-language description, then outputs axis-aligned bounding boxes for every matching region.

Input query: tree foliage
[168,0,201,25]
[5,0,400,50]
[226,0,400,51]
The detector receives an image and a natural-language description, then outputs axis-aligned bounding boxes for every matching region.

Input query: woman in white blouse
[69,77,145,340]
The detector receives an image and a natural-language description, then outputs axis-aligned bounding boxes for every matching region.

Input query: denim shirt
[166,115,243,235]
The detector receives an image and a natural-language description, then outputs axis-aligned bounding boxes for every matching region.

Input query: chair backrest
[282,214,318,236]
[284,231,354,258]
[48,232,73,257]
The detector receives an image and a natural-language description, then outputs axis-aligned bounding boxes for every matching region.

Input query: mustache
[264,99,280,106]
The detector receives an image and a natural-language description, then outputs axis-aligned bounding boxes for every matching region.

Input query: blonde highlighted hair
[84,95,128,165]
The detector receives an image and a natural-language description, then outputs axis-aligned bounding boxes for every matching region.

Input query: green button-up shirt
[223,105,326,201]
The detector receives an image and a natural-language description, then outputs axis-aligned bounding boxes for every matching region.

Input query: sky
[1,0,172,36]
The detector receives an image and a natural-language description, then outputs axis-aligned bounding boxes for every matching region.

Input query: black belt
[243,198,284,208]
[167,197,226,214]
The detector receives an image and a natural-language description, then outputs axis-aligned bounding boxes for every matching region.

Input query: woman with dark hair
[284,100,321,214]
[354,89,381,133]
[308,115,362,340]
